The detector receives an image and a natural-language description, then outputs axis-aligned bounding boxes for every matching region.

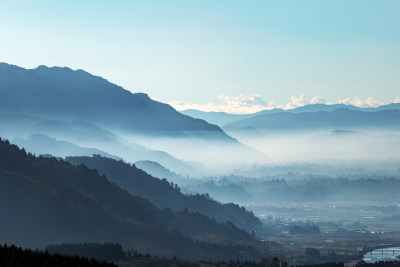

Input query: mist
[223,128,400,164]
[118,132,270,174]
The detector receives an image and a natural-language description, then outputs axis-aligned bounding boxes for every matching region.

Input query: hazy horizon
[2,62,399,115]
[1,0,399,114]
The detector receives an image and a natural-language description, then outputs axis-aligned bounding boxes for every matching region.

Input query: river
[363,247,400,263]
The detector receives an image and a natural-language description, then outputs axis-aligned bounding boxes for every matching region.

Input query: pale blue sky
[1,0,399,111]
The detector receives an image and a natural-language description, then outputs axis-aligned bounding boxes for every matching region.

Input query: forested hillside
[66,155,261,231]
[0,138,263,260]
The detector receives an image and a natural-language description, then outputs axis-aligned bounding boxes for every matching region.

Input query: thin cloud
[337,97,383,108]
[279,95,328,109]
[169,94,275,114]
[310,96,328,105]
[394,97,400,104]
[169,94,388,114]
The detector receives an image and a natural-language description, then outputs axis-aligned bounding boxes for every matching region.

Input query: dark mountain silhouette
[181,103,400,126]
[0,138,263,260]
[0,63,232,139]
[66,155,262,231]
[224,109,400,133]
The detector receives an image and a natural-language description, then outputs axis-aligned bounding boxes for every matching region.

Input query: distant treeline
[191,175,400,204]
[297,261,400,267]
[46,242,126,261]
[0,243,116,267]
[2,242,400,267]
[356,261,400,267]
[294,263,344,267]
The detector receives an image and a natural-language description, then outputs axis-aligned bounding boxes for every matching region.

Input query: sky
[1,0,399,114]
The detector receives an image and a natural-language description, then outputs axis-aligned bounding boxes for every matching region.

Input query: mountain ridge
[0,62,232,139]
[181,103,400,126]
[224,108,400,132]
[0,62,268,170]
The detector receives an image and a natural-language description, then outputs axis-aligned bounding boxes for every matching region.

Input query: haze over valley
[1,62,400,265]
[1,1,400,266]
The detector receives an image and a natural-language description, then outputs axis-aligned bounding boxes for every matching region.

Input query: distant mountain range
[0,139,263,260]
[225,109,400,133]
[181,103,400,126]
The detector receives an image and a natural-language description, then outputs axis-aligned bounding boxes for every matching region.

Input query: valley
[1,63,400,265]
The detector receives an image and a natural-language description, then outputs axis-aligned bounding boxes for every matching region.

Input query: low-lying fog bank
[223,128,400,164]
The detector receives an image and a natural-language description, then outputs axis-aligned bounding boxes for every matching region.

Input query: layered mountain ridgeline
[0,112,196,175]
[66,155,262,231]
[0,62,267,172]
[0,112,119,143]
[181,103,400,127]
[0,63,230,139]
[0,139,264,260]
[224,109,400,133]
[12,134,122,160]
[185,175,400,206]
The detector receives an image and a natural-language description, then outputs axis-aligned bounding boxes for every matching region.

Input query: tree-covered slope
[0,138,263,260]
[66,155,262,231]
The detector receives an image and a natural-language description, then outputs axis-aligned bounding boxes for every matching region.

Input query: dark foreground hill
[0,138,263,261]
[66,155,262,231]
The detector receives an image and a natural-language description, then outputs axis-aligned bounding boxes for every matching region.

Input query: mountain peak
[134,92,151,100]
[35,64,50,70]
[34,65,76,74]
